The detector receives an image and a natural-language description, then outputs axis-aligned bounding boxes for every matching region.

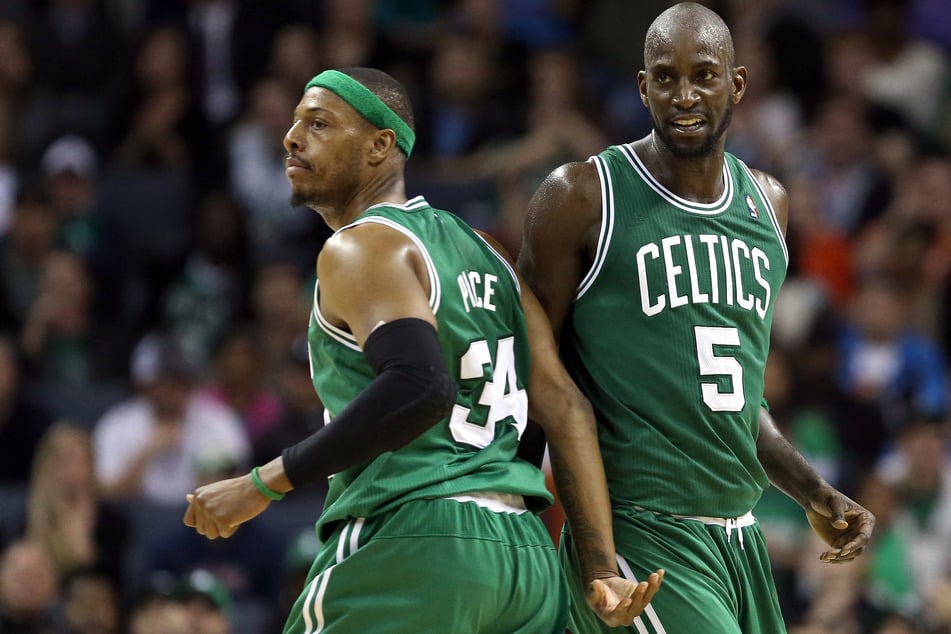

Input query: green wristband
[250,466,285,501]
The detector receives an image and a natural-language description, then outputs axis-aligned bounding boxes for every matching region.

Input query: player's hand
[183,474,271,539]
[585,569,664,627]
[804,487,875,563]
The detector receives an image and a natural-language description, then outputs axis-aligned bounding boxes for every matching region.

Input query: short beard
[652,101,733,159]
[290,191,311,208]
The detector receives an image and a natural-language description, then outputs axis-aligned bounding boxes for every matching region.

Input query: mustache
[284,152,312,169]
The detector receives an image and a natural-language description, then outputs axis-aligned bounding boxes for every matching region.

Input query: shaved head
[645,2,734,68]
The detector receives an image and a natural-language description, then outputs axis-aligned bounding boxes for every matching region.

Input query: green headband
[305,70,415,157]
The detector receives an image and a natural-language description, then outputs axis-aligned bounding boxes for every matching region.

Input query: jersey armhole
[575,155,614,301]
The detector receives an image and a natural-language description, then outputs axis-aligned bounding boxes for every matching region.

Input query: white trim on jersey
[312,200,443,349]
[347,215,442,314]
[575,155,615,301]
[364,195,429,213]
[735,160,789,267]
[616,554,667,634]
[619,143,735,215]
[312,280,362,352]
[474,232,521,295]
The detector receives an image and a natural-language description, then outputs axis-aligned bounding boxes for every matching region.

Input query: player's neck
[637,133,726,204]
[334,171,408,229]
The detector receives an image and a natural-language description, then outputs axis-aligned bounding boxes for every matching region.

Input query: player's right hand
[183,474,271,539]
[586,569,664,627]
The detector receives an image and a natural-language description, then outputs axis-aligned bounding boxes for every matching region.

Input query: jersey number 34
[449,336,528,448]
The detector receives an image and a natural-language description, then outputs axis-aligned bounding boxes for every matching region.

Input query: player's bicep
[518,161,600,336]
[317,225,435,346]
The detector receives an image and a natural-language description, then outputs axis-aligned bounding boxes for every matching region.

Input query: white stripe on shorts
[617,554,666,634]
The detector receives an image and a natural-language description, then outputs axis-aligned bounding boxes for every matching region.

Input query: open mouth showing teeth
[671,118,705,131]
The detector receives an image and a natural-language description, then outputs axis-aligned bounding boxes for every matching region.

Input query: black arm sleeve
[281,318,457,489]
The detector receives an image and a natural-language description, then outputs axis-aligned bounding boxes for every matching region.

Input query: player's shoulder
[747,168,787,209]
[743,166,788,234]
[321,215,415,264]
[528,159,602,226]
[547,159,601,203]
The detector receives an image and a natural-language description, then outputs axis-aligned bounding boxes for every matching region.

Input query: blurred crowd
[0,0,948,633]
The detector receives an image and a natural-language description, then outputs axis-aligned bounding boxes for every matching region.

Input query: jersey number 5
[449,336,528,448]
[694,325,745,412]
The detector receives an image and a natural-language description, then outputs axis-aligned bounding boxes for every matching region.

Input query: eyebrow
[649,57,723,71]
[293,105,334,119]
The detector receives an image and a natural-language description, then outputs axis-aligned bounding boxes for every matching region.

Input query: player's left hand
[804,487,875,563]
[586,569,664,627]
[183,474,271,539]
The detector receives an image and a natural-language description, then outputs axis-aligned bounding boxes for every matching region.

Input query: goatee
[653,101,733,159]
[290,191,312,208]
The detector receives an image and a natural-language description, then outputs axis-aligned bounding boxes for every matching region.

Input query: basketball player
[517,4,875,633]
[184,67,662,632]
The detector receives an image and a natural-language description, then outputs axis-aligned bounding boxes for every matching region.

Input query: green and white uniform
[284,196,567,634]
[560,145,788,633]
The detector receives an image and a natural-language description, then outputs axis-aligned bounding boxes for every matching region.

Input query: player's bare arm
[186,223,454,539]
[518,160,602,336]
[756,407,875,563]
[316,221,435,342]
[521,283,664,625]
[750,169,874,561]
[485,230,664,626]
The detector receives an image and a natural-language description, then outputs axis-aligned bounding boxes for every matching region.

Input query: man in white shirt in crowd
[94,333,250,506]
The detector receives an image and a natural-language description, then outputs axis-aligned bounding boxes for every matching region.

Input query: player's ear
[637,70,649,107]
[368,129,397,165]
[731,66,747,104]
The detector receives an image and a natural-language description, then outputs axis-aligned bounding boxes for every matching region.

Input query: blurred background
[0,0,948,632]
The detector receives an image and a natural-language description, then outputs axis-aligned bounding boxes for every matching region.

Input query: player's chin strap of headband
[305,70,416,157]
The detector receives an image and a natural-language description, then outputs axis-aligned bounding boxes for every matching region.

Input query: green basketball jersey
[561,145,788,517]
[308,196,552,539]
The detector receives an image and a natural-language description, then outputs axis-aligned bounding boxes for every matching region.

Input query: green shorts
[561,506,786,633]
[284,497,568,634]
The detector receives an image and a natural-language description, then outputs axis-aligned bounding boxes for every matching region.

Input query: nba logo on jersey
[745,194,759,219]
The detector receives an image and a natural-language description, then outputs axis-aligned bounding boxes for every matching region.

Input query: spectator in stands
[857,0,950,137]
[320,0,380,70]
[466,46,608,254]
[0,538,60,633]
[0,184,57,333]
[266,25,322,99]
[838,277,949,430]
[176,569,233,634]
[788,94,894,240]
[92,333,250,506]
[127,577,190,634]
[871,417,951,617]
[201,324,283,444]
[58,567,121,634]
[853,151,951,342]
[18,251,100,384]
[111,26,199,171]
[25,422,129,586]
[248,259,311,377]
[227,77,307,262]
[25,0,126,149]
[141,518,282,631]
[159,190,252,362]
[39,134,127,324]
[251,334,323,468]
